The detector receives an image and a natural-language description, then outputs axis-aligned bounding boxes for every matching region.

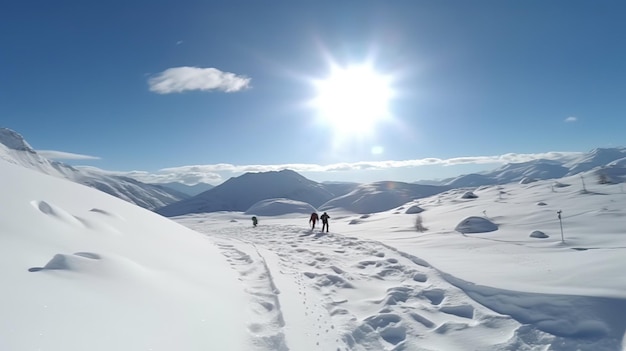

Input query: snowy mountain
[487,159,569,184]
[442,173,498,188]
[440,160,570,188]
[565,147,626,175]
[157,148,626,217]
[4,127,625,218]
[0,128,79,178]
[319,180,360,197]
[156,181,214,196]
[0,128,187,211]
[319,181,449,214]
[596,157,626,184]
[437,150,626,188]
[157,169,338,217]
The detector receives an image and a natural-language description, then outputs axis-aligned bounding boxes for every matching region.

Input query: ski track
[177,219,622,351]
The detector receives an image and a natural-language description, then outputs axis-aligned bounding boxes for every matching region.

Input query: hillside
[0,128,187,210]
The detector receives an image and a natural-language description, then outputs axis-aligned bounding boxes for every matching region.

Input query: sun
[312,64,393,135]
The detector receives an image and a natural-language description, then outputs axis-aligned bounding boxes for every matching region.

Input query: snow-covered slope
[320,181,448,214]
[0,158,249,350]
[5,143,626,350]
[596,157,626,184]
[489,159,569,183]
[565,147,626,175]
[0,128,187,210]
[434,149,626,189]
[174,172,626,350]
[0,128,79,178]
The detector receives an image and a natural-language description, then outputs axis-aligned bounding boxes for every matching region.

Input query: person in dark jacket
[252,216,258,227]
[320,212,330,232]
[309,212,319,229]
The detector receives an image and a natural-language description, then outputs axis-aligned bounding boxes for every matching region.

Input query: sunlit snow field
[3,158,626,350]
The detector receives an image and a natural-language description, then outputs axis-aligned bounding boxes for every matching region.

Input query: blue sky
[2,1,625,185]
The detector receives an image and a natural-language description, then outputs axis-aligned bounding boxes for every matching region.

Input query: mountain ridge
[2,127,625,215]
[0,128,188,210]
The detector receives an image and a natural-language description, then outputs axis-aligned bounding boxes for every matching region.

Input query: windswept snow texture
[0,160,249,351]
[178,198,626,351]
[175,168,626,351]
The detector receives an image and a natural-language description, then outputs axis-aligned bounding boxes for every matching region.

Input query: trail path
[176,218,626,351]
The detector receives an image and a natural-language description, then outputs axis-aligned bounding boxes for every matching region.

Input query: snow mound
[530,230,549,239]
[29,252,102,272]
[319,181,445,214]
[405,205,425,214]
[455,216,498,234]
[520,177,538,184]
[245,198,316,216]
[461,191,478,199]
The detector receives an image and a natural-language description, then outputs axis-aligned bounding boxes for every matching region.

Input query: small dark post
[557,210,564,243]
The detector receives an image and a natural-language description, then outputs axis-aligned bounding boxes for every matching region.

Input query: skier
[320,212,330,233]
[252,216,258,227]
[309,212,319,229]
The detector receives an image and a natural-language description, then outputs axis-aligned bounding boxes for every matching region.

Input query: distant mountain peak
[0,128,35,153]
[157,169,338,217]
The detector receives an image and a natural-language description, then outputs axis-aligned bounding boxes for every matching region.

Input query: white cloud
[76,166,223,186]
[565,116,578,122]
[108,151,584,185]
[148,66,251,94]
[37,150,100,161]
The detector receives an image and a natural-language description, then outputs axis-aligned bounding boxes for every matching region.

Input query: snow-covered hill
[435,149,626,189]
[0,128,187,210]
[173,171,626,351]
[320,181,448,214]
[566,147,626,175]
[0,157,248,350]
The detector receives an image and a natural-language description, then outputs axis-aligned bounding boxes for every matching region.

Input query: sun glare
[312,64,393,135]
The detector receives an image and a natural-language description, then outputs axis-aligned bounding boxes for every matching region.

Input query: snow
[0,161,249,350]
[3,157,626,350]
[608,157,626,167]
[245,198,317,216]
[529,230,549,239]
[405,205,424,214]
